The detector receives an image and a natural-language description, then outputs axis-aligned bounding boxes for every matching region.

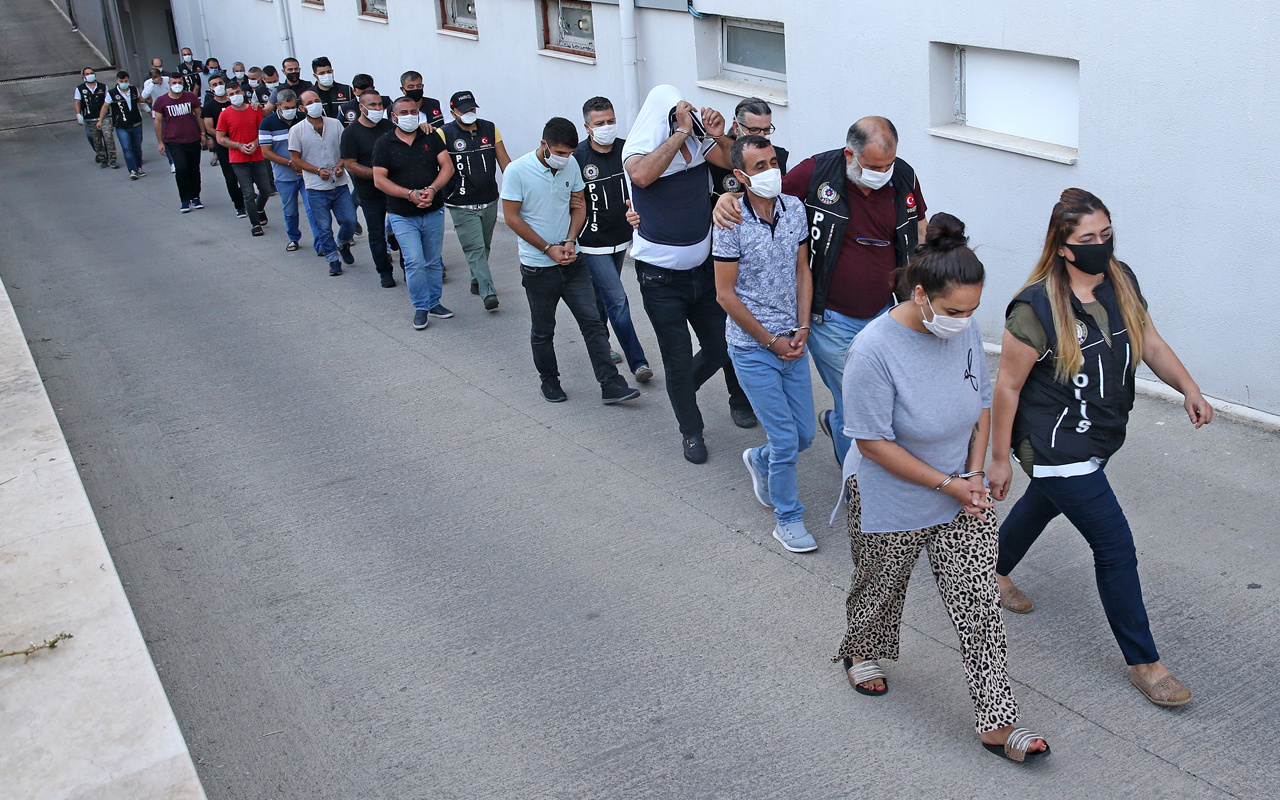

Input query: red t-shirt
[782,157,926,319]
[215,104,265,163]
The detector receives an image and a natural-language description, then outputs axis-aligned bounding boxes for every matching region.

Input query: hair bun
[923,212,967,252]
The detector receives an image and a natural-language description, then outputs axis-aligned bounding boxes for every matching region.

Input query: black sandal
[843,657,888,696]
[982,728,1051,764]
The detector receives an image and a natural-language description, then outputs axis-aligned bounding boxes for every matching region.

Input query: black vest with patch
[709,144,789,198]
[441,119,500,205]
[107,86,143,127]
[1009,266,1143,471]
[78,82,108,118]
[803,149,920,319]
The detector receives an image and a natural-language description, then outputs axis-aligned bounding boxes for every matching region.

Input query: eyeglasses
[739,124,776,136]
[855,238,891,247]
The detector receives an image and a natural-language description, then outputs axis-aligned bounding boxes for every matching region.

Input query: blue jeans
[114,125,143,172]
[730,345,815,523]
[276,179,307,244]
[814,304,890,465]
[996,467,1160,666]
[583,250,648,372]
[387,210,445,311]
[305,185,357,264]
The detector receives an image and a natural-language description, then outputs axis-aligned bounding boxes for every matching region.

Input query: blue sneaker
[180,200,191,213]
[412,309,430,330]
[818,409,841,465]
[428,304,454,319]
[773,520,817,553]
[742,448,772,507]
[189,197,204,209]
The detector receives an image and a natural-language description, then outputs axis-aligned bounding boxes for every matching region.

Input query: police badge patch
[818,182,839,205]
[583,163,600,180]
[453,139,466,151]
[723,174,740,192]
[1075,319,1088,344]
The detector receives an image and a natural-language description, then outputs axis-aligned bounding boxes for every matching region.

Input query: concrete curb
[0,280,206,798]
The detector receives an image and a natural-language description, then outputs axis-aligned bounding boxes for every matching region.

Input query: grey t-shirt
[842,313,992,533]
[711,195,809,348]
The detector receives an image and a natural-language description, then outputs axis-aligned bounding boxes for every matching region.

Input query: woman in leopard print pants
[832,214,1049,762]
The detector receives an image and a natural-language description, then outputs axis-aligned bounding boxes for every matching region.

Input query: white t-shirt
[140,79,170,112]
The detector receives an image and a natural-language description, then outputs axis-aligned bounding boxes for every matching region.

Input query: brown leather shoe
[1129,667,1192,707]
[1000,584,1034,613]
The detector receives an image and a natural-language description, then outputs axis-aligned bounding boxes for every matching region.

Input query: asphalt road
[3,121,1278,799]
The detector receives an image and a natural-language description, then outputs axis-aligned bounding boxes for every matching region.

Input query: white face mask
[233,71,245,80]
[265,81,279,91]
[183,54,193,63]
[848,157,894,190]
[248,78,259,88]
[170,84,184,94]
[543,146,571,170]
[84,73,96,83]
[118,82,130,91]
[212,84,226,97]
[279,107,298,120]
[366,108,386,123]
[459,111,478,125]
[305,101,324,118]
[921,296,972,339]
[590,123,618,146]
[395,113,419,132]
[229,93,245,106]
[317,73,335,88]
[744,167,782,200]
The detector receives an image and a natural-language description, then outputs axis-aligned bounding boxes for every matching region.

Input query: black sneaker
[339,242,355,265]
[683,434,708,464]
[236,208,247,219]
[380,273,397,288]
[251,225,264,237]
[99,160,108,169]
[428,304,454,319]
[470,281,480,296]
[190,197,204,209]
[483,294,499,311]
[355,222,364,237]
[129,170,139,180]
[541,379,567,403]
[329,263,343,276]
[109,160,119,169]
[731,407,759,429]
[602,378,640,405]
[413,309,429,329]
[136,169,146,177]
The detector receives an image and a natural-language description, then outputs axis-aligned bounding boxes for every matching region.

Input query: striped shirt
[259,112,301,183]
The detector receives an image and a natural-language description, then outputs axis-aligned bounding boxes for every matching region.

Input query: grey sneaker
[633,365,653,383]
[773,520,817,553]
[742,448,772,507]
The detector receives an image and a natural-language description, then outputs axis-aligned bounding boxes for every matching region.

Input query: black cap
[450,91,478,112]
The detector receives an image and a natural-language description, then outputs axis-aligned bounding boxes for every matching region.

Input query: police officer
[338,74,390,126]
[709,98,788,200]
[74,67,116,168]
[311,57,353,120]
[442,90,510,310]
[399,71,444,128]
[178,47,203,95]
[713,116,927,468]
[101,70,145,178]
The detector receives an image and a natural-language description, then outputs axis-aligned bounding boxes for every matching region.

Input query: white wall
[169,0,1280,414]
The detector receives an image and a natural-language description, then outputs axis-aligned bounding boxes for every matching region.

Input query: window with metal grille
[542,1,594,56]
[440,0,477,33]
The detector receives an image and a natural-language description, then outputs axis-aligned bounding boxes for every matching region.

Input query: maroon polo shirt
[782,157,926,319]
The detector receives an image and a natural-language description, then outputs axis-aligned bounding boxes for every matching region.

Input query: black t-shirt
[372,129,449,217]
[201,97,231,144]
[282,78,314,99]
[340,118,394,195]
[338,94,392,127]
[571,138,633,250]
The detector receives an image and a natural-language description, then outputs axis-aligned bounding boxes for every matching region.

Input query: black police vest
[1009,266,1143,472]
[803,149,920,319]
[79,82,107,118]
[709,145,789,198]
[178,62,202,93]
[442,120,500,205]
[316,83,353,121]
[107,86,143,127]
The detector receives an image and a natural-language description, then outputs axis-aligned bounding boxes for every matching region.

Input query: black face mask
[404,88,423,102]
[1064,239,1114,275]
[286,71,301,82]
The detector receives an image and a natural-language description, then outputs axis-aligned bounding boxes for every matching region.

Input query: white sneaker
[773,520,817,553]
[742,448,772,507]
[170,163,176,173]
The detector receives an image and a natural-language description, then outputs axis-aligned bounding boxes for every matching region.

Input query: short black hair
[360,87,381,102]
[116,70,130,80]
[208,73,225,85]
[168,72,184,81]
[729,134,773,171]
[581,96,613,121]
[149,67,162,77]
[542,117,579,149]
[206,57,219,65]
[351,73,374,91]
[391,96,417,114]
[282,57,300,68]
[311,56,332,72]
[400,70,422,85]
[263,65,279,77]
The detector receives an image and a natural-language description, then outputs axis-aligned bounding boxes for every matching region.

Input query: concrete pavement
[2,118,1278,799]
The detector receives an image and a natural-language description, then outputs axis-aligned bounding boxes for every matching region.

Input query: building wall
[168,0,1280,414]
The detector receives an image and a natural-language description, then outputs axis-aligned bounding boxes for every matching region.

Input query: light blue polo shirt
[500,150,586,267]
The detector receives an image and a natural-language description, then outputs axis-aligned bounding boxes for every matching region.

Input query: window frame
[439,0,478,34]
[541,0,596,57]
[719,17,786,87]
[358,0,387,19]
[301,0,324,8]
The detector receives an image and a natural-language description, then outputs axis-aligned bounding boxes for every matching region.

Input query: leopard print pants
[834,476,1019,734]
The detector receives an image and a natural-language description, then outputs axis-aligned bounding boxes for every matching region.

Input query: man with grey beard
[713,116,928,469]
